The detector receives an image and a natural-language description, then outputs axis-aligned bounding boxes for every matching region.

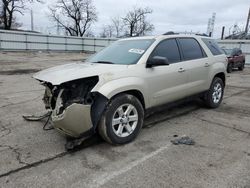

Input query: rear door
[177,37,210,95]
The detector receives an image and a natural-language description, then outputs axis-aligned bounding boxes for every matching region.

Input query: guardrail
[0,29,117,52]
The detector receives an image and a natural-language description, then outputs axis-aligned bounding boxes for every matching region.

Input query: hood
[33,62,128,85]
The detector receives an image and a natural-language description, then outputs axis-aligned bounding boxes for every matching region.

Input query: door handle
[204,63,210,67]
[178,68,185,73]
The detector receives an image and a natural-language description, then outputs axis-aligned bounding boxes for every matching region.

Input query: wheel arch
[214,72,226,87]
[110,89,146,109]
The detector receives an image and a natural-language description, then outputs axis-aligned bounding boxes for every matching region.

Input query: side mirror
[146,56,169,68]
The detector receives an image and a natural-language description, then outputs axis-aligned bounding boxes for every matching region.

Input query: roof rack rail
[163,31,209,37]
[163,31,178,35]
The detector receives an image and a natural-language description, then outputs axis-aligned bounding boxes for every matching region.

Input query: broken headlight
[43,76,99,115]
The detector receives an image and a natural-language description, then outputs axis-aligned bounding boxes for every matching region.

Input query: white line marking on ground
[90,143,172,188]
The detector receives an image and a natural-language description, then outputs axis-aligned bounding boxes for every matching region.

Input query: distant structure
[244,7,250,38]
[224,7,250,39]
[207,13,216,37]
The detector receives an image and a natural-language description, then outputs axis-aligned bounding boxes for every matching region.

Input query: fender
[92,77,149,108]
[208,60,227,88]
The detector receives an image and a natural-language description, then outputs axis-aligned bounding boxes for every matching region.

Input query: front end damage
[41,76,107,139]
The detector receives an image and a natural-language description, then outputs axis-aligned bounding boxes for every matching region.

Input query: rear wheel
[204,77,224,108]
[98,94,144,145]
[227,62,233,73]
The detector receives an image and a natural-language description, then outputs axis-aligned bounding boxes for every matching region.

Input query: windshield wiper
[94,61,114,64]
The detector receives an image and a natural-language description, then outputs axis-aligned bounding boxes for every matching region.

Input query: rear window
[178,38,204,61]
[202,38,223,56]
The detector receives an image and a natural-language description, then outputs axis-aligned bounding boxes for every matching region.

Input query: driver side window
[150,39,181,64]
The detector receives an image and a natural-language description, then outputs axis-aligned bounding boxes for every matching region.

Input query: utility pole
[31,9,34,31]
[221,26,225,40]
[245,7,250,38]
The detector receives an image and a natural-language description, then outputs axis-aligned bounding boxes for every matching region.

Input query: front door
[145,38,189,107]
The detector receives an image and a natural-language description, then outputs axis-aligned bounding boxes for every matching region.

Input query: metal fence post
[25,34,28,51]
[65,37,67,51]
[82,37,84,52]
[0,32,2,50]
[46,35,49,51]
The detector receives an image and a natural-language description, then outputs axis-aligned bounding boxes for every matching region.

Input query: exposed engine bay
[43,76,99,114]
[37,76,108,141]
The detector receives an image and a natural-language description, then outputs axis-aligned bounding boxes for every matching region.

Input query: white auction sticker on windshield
[128,49,145,54]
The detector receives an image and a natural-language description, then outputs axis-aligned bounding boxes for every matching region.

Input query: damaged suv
[33,34,227,146]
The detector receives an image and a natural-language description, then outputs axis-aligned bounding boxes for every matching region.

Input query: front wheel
[203,77,224,108]
[227,62,233,73]
[238,62,245,71]
[98,94,144,145]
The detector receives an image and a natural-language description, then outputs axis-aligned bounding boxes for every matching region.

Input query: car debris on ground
[171,135,195,145]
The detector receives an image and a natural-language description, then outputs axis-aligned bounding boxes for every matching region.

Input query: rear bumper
[52,103,93,138]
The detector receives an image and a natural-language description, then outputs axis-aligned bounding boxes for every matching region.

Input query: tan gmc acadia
[33,34,227,148]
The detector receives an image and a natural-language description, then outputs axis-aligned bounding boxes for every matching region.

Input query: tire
[227,62,233,73]
[204,77,224,108]
[238,62,245,71]
[98,94,144,145]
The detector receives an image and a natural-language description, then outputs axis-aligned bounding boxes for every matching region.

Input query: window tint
[150,39,181,63]
[178,38,204,61]
[202,38,223,56]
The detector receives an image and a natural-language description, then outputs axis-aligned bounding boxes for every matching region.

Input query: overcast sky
[18,0,250,38]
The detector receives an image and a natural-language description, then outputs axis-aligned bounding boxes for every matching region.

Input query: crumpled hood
[33,62,128,85]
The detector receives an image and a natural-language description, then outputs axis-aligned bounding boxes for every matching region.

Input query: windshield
[87,39,155,65]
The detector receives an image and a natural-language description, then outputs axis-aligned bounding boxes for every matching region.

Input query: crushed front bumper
[52,103,93,138]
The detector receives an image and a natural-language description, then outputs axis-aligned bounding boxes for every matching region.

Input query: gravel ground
[0,52,250,188]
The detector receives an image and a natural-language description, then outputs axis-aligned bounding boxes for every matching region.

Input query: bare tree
[100,24,113,38]
[49,0,97,37]
[99,16,124,38]
[0,2,3,27]
[123,7,154,37]
[0,0,40,30]
[111,16,124,37]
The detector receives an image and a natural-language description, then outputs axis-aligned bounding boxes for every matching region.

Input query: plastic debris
[171,135,195,145]
[22,111,51,121]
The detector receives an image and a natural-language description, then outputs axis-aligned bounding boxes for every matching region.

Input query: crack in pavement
[0,89,43,96]
[0,95,42,108]
[0,121,11,138]
[197,117,250,135]
[0,145,29,166]
[194,144,250,158]
[0,149,68,179]
[224,88,250,100]
[226,85,250,90]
